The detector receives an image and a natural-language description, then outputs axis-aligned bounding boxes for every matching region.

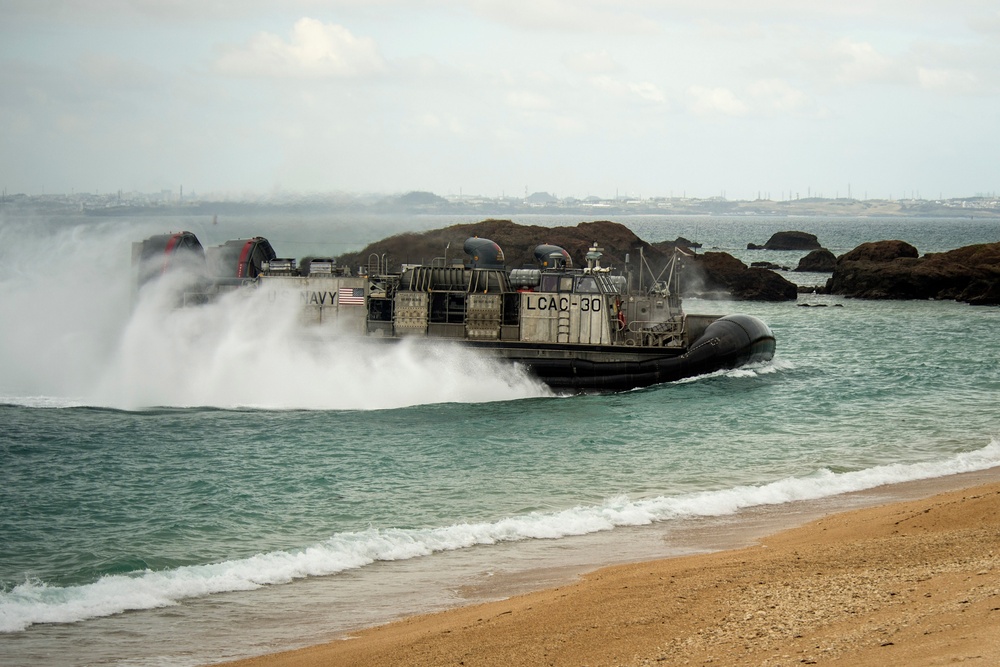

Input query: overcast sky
[2,1,998,200]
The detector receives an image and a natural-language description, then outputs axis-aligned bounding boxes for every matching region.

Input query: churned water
[0,211,998,666]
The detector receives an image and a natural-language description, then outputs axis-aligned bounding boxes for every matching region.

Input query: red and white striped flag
[338,287,365,305]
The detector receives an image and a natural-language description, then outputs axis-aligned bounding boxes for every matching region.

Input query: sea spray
[95,278,549,410]
[0,218,138,398]
[0,216,548,410]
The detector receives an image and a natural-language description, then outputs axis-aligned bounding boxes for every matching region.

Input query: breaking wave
[4,437,997,633]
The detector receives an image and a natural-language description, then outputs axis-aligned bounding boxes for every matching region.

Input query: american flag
[338,287,365,305]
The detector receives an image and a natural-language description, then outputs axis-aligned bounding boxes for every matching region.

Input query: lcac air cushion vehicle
[133,232,775,392]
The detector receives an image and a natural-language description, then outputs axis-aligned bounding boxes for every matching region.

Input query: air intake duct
[209,237,277,279]
[533,244,572,269]
[133,231,206,286]
[464,237,505,269]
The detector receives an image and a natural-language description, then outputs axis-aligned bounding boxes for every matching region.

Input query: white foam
[4,438,997,633]
[0,395,86,409]
[93,282,549,410]
[670,357,791,384]
[0,218,549,410]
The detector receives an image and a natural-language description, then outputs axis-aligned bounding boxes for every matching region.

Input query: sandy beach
[222,476,1000,667]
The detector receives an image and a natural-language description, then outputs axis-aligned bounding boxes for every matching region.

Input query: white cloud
[78,53,161,90]
[562,49,619,75]
[827,38,904,85]
[501,91,587,135]
[918,67,980,93]
[684,80,818,118]
[214,17,386,78]
[967,10,1000,35]
[410,112,469,137]
[549,115,587,135]
[505,91,552,111]
[908,36,1000,94]
[4,0,1000,198]
[746,79,817,115]
[628,81,667,104]
[589,76,666,104]
[467,0,659,34]
[687,86,748,116]
[55,113,89,134]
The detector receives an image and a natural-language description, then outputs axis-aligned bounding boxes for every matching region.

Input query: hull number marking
[525,295,602,312]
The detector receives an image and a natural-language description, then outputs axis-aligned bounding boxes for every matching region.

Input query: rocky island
[747,230,823,251]
[335,219,799,302]
[336,221,1000,305]
[825,240,1000,305]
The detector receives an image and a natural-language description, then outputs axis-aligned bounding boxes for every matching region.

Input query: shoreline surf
[3,438,998,637]
[215,468,1000,667]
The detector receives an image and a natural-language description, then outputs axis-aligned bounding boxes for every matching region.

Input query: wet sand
[221,475,1000,667]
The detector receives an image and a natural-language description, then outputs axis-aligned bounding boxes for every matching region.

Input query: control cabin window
[575,276,599,293]
[540,275,560,292]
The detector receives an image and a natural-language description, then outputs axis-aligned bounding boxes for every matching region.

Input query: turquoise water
[0,212,998,666]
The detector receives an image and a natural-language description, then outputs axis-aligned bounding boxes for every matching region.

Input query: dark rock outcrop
[795,248,837,272]
[650,237,702,253]
[673,236,702,249]
[689,252,798,301]
[336,219,796,301]
[748,231,822,251]
[839,240,919,263]
[826,240,1000,305]
[751,261,790,271]
[336,219,667,274]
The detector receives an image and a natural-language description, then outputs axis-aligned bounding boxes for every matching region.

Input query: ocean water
[1,210,999,666]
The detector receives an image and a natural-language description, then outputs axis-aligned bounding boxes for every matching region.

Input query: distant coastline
[2,189,999,219]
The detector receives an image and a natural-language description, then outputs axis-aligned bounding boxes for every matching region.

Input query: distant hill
[394,191,449,207]
[525,191,558,204]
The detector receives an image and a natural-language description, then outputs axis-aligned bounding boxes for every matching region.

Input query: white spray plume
[0,216,549,410]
